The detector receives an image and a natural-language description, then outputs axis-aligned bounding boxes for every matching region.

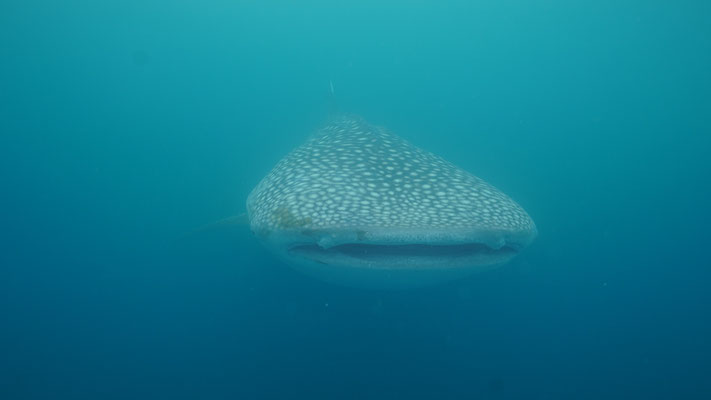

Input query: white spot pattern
[247,115,535,233]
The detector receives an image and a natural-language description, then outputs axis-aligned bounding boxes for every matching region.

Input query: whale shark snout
[247,114,536,288]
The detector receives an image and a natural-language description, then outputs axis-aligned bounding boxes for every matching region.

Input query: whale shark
[247,114,536,288]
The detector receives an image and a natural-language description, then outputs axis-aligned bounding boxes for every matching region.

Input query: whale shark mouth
[287,242,519,269]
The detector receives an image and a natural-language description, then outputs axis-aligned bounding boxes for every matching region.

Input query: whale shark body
[247,115,536,288]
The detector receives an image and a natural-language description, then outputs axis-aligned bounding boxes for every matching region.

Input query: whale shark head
[247,114,536,288]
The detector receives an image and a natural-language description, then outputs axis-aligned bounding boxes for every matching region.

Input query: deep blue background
[1,1,710,398]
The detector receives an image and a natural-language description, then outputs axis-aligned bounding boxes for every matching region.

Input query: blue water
[2,1,710,398]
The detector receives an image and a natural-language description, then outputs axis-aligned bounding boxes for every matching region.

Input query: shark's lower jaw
[289,242,518,268]
[282,242,520,289]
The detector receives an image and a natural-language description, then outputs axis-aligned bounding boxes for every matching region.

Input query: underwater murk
[1,1,709,399]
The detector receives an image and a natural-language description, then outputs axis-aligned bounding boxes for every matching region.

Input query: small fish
[247,114,536,288]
